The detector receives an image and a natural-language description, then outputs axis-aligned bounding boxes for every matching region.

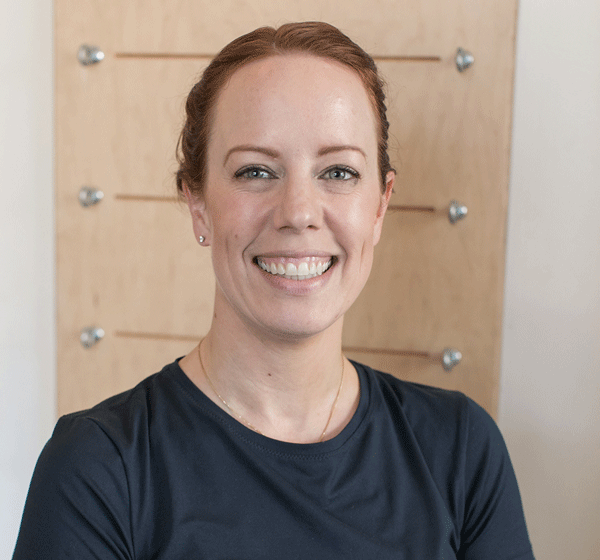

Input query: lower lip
[255,261,335,294]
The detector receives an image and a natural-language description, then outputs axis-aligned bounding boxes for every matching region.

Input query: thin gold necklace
[197,341,344,442]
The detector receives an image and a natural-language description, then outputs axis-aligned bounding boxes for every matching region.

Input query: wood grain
[56,0,518,417]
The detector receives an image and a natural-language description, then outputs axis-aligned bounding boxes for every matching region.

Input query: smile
[255,257,334,280]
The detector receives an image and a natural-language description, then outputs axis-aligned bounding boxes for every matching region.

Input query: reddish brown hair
[176,21,394,195]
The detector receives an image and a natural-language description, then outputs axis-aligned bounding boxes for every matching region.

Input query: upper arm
[12,415,134,560]
[458,401,535,560]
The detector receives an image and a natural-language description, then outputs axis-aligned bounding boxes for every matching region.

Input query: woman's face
[187,53,394,341]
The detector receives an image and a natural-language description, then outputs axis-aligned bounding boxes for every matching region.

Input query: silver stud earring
[198,235,205,244]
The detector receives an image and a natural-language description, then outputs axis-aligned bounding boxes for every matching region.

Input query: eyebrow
[223,145,280,166]
[317,145,367,160]
[223,144,367,166]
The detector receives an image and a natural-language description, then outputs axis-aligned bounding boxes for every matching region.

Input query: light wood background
[55,0,519,417]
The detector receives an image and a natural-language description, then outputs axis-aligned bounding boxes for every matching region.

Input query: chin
[257,313,344,343]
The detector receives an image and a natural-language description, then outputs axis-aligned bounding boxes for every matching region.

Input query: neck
[205,317,345,408]
[181,296,358,443]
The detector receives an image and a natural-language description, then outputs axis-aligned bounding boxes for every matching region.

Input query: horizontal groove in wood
[114,53,441,63]
[113,197,437,212]
[112,198,438,213]
[115,52,214,60]
[343,346,433,359]
[374,55,441,62]
[114,331,200,342]
[112,334,435,359]
[115,194,179,202]
[387,205,436,213]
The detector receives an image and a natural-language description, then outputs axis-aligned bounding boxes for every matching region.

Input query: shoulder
[17,363,180,539]
[358,363,534,558]
[9,366,179,560]
[57,360,179,446]
[361,362,493,435]
[357,362,507,479]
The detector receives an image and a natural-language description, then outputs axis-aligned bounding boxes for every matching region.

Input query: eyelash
[319,165,360,181]
[233,165,360,182]
[234,166,276,180]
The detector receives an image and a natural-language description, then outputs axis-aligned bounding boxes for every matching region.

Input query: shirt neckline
[169,358,372,458]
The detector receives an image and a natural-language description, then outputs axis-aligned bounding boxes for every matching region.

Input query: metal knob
[80,327,105,349]
[78,44,105,66]
[448,200,468,224]
[79,186,104,207]
[455,48,474,72]
[442,348,462,371]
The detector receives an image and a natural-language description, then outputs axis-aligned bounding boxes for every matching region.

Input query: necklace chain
[197,341,344,442]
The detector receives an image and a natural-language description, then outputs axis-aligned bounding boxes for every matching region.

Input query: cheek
[208,191,270,248]
[332,210,377,267]
[352,201,382,266]
[345,195,381,239]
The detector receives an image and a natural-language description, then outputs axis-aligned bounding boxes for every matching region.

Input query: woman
[13,22,534,559]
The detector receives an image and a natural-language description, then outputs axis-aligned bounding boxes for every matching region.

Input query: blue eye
[234,166,274,180]
[321,166,360,181]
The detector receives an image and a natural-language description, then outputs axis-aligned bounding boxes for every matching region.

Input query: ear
[372,171,395,246]
[183,183,211,245]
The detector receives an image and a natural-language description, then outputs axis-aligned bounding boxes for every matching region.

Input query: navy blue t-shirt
[13,360,534,559]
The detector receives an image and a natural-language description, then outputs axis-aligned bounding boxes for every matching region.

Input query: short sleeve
[458,400,535,560]
[12,414,133,560]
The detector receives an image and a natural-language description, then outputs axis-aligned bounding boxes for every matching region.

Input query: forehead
[210,53,377,152]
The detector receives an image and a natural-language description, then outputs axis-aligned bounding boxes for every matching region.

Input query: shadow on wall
[502,420,600,560]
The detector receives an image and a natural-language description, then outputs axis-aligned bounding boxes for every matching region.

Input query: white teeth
[285,262,297,275]
[257,258,333,280]
[297,262,309,276]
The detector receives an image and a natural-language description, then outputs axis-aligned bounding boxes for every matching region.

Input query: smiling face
[186,53,394,341]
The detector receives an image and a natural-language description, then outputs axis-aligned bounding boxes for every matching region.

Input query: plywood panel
[58,335,196,414]
[105,200,215,335]
[55,58,206,199]
[56,0,518,418]
[116,0,459,55]
[344,349,497,414]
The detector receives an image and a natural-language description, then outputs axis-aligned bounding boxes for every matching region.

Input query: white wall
[498,0,600,558]
[1,1,599,559]
[0,1,55,558]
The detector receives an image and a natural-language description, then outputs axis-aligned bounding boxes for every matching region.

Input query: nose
[273,175,322,233]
